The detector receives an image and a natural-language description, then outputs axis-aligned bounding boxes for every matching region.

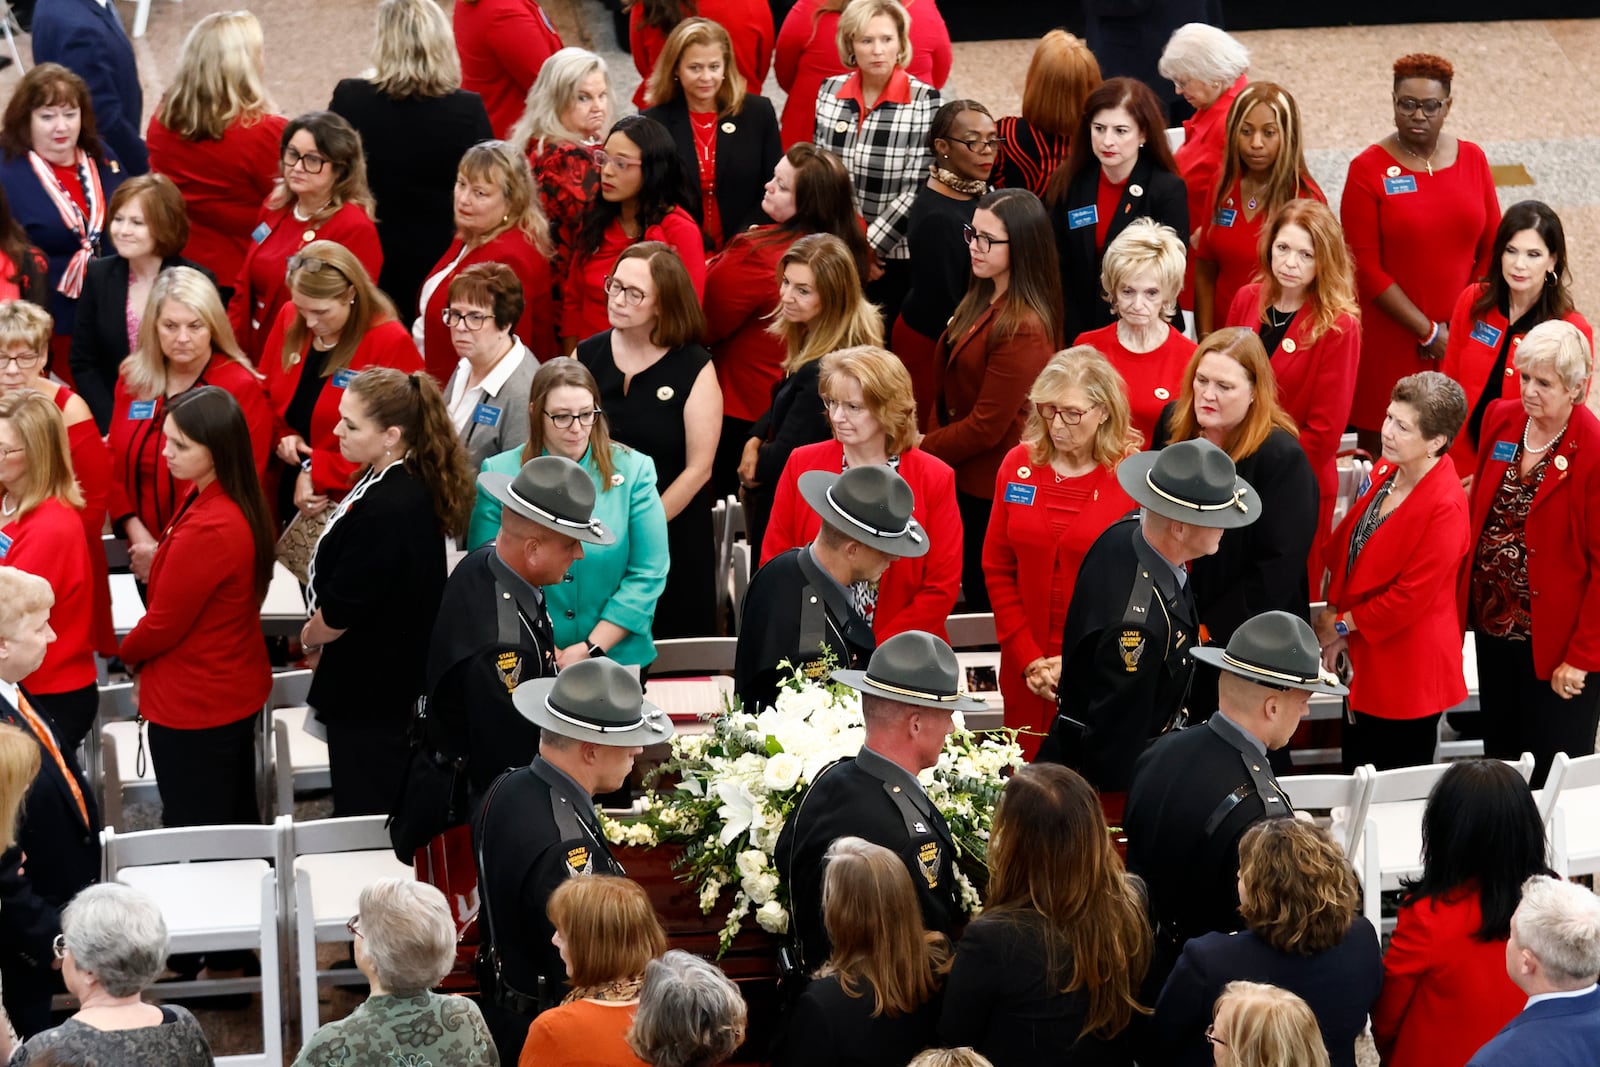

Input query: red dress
[702,227,794,423]
[0,497,97,694]
[761,441,960,641]
[1342,141,1499,432]
[145,112,289,285]
[628,0,774,109]
[417,229,556,382]
[560,211,706,344]
[1192,175,1324,333]
[49,385,114,654]
[982,444,1133,757]
[453,0,563,138]
[1073,322,1196,448]
[531,139,600,299]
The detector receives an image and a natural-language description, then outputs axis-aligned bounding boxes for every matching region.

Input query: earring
[1547,270,1560,287]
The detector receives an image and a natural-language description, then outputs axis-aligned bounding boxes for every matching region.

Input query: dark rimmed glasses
[1204,1025,1227,1047]
[603,277,648,306]
[951,136,1005,153]
[441,308,494,331]
[545,409,602,429]
[0,351,44,370]
[1036,402,1098,426]
[962,224,1010,254]
[283,146,331,174]
[1393,96,1447,116]
[346,914,363,939]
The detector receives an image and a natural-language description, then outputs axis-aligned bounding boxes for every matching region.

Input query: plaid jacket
[813,72,941,260]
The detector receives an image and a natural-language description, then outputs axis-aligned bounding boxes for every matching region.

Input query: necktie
[14,692,90,828]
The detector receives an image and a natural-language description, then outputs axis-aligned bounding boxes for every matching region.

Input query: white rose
[735,850,768,879]
[755,900,789,933]
[763,752,804,792]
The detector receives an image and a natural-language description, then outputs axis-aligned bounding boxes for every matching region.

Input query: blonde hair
[0,724,38,850]
[1100,218,1185,320]
[0,300,52,356]
[156,11,273,141]
[457,141,553,253]
[646,18,747,115]
[1516,319,1594,398]
[819,345,917,456]
[907,1051,995,1067]
[281,240,397,377]
[769,234,883,374]
[818,837,947,1018]
[837,0,913,69]
[510,48,612,155]
[121,267,254,400]
[0,567,52,637]
[1022,347,1141,468]
[0,390,83,515]
[1213,982,1330,1067]
[369,0,462,99]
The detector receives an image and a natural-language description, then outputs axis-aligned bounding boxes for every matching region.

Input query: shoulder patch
[916,841,941,888]
[565,845,593,876]
[1119,630,1147,672]
[496,650,523,692]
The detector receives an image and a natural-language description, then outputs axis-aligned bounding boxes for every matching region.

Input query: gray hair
[1515,319,1593,397]
[64,884,170,997]
[359,878,456,996]
[627,950,746,1067]
[509,47,611,156]
[1514,875,1600,984]
[1157,23,1251,85]
[1390,371,1467,455]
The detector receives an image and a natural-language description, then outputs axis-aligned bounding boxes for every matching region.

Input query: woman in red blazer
[415,141,556,381]
[1316,371,1470,771]
[982,348,1137,757]
[258,241,421,523]
[1461,321,1600,788]
[119,386,274,826]
[1441,201,1593,479]
[761,345,959,641]
[921,189,1062,611]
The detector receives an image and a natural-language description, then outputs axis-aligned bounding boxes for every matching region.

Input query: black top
[276,346,330,519]
[899,186,979,338]
[746,357,830,556]
[642,94,782,250]
[1465,294,1544,450]
[778,972,943,1067]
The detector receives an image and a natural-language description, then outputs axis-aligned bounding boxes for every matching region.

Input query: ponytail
[347,369,475,538]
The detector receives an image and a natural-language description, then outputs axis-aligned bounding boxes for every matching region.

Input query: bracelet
[1421,321,1439,346]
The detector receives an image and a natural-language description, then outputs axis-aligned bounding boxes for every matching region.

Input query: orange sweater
[520,999,648,1067]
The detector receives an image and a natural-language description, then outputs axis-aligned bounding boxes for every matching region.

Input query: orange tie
[14,692,90,829]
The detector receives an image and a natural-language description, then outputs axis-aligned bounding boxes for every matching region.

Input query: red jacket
[760,441,960,641]
[1173,75,1246,259]
[561,211,706,343]
[454,0,563,138]
[52,385,114,653]
[119,482,271,729]
[146,112,288,285]
[1,498,97,694]
[258,305,422,497]
[629,0,774,109]
[1462,400,1600,677]
[703,227,793,423]
[1441,282,1594,476]
[1323,456,1469,719]
[417,228,556,383]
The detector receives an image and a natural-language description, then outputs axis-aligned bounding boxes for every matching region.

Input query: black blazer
[68,254,215,431]
[1053,154,1188,342]
[643,93,782,250]
[778,972,943,1067]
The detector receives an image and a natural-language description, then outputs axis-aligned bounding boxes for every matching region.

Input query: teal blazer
[469,444,669,666]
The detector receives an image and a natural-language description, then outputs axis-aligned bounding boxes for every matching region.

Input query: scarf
[28,149,106,298]
[930,164,988,197]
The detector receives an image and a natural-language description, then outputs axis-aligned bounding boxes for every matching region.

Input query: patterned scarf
[28,149,106,298]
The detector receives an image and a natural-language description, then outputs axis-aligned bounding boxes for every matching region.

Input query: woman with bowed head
[259,240,422,524]
[1462,321,1600,786]
[1315,372,1469,772]
[920,188,1061,612]
[1073,218,1195,445]
[1155,820,1382,1067]
[118,387,273,827]
[993,31,1100,198]
[577,242,720,638]
[302,367,473,816]
[1206,983,1330,1067]
[228,111,382,361]
[643,18,781,254]
[629,0,774,112]
[442,264,539,473]
[68,174,212,430]
[561,115,706,350]
[762,346,960,639]
[1372,759,1553,1067]
[703,143,868,493]
[1048,77,1188,344]
[144,11,287,301]
[1443,201,1593,479]
[939,764,1151,1066]
[1343,53,1499,446]
[737,233,882,557]
[1156,24,1249,273]
[893,99,999,423]
[627,950,747,1067]
[519,875,667,1066]
[0,64,127,373]
[982,348,1138,759]
[469,359,668,670]
[1192,82,1324,336]
[416,142,556,382]
[108,267,271,583]
[330,0,494,320]
[776,837,947,1067]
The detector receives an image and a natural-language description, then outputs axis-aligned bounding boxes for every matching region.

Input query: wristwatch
[586,642,607,659]
[1334,617,1350,638]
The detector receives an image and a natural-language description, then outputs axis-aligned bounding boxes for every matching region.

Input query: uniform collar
[533,755,598,812]
[856,744,930,806]
[488,546,547,610]
[1210,710,1267,756]
[1133,522,1187,598]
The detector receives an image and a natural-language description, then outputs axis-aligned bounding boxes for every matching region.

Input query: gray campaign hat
[512,657,676,746]
[1192,611,1349,696]
[1117,438,1261,530]
[797,464,930,558]
[833,630,988,712]
[479,454,614,545]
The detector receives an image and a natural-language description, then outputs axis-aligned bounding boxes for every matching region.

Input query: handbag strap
[474,768,515,953]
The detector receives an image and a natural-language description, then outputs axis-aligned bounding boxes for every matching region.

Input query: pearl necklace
[1523,418,1568,455]
[292,200,331,223]
[0,493,14,518]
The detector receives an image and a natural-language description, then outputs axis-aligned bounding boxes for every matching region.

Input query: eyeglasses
[545,409,602,429]
[283,146,331,174]
[603,277,648,306]
[286,255,351,285]
[1204,1025,1227,1048]
[441,308,494,331]
[951,136,1005,153]
[52,934,67,960]
[822,397,871,418]
[1036,402,1097,426]
[346,914,363,939]
[594,151,641,172]
[0,352,43,370]
[962,224,1009,254]
[1393,96,1447,116]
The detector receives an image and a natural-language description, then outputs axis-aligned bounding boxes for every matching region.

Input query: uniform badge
[496,650,523,693]
[916,841,941,888]
[1119,629,1146,673]
[565,845,594,875]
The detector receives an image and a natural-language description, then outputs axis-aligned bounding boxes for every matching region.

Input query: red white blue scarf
[28,148,106,298]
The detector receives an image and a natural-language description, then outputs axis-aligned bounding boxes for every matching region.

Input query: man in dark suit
[0,568,100,1036]
[30,0,148,174]
[776,630,986,974]
[1470,875,1600,1065]
[735,464,927,713]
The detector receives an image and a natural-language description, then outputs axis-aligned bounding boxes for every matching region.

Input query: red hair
[1392,53,1453,91]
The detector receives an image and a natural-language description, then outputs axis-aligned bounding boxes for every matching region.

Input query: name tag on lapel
[1004,482,1036,505]
[1491,440,1518,463]
[1470,320,1504,348]
[0,532,11,559]
[472,403,503,428]
[128,400,157,420]
[331,369,357,388]
[1214,208,1238,228]
[1383,175,1418,195]
[1067,206,1098,230]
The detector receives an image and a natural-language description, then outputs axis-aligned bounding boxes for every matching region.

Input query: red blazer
[982,444,1134,755]
[146,112,289,285]
[119,481,271,730]
[922,305,1055,498]
[629,0,774,109]
[258,305,423,497]
[1441,282,1594,476]
[703,227,793,423]
[454,0,563,138]
[1462,399,1600,677]
[417,228,556,383]
[561,210,706,343]
[1324,457,1469,719]
[760,441,961,641]
[1372,887,1523,1067]
[0,498,97,694]
[52,385,114,653]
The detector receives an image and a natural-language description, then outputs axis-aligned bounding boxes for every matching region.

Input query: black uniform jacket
[734,546,875,713]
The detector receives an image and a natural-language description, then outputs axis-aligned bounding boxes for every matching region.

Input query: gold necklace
[1398,138,1437,177]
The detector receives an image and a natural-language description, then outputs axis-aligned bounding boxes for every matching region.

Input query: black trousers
[1476,631,1600,789]
[714,415,754,499]
[29,682,98,753]
[955,489,992,612]
[147,712,261,826]
[864,258,912,335]
[1342,710,1442,772]
[326,716,411,818]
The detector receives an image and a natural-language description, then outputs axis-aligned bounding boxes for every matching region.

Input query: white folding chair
[98,719,158,831]
[645,637,739,723]
[731,542,752,629]
[1279,766,1373,855]
[1544,752,1600,877]
[272,710,332,818]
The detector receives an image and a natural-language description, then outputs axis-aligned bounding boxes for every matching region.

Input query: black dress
[777,973,942,1067]
[746,358,829,561]
[577,332,717,637]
